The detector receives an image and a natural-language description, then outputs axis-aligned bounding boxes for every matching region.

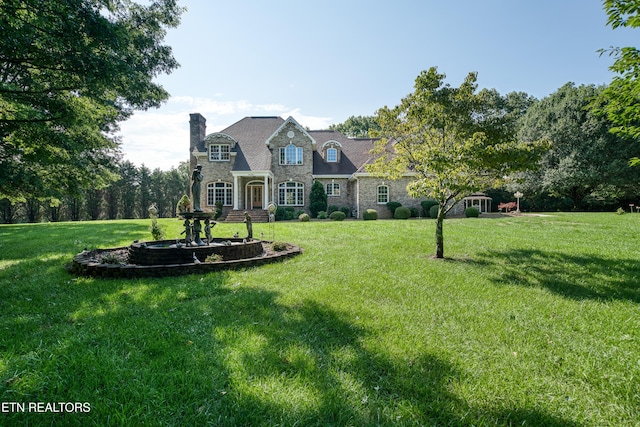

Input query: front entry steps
[224,209,270,223]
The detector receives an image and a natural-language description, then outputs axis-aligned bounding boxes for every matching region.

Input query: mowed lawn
[0,213,638,426]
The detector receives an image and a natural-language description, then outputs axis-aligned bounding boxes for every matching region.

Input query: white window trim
[278,182,305,206]
[377,185,389,204]
[207,182,233,206]
[326,182,340,197]
[209,144,230,162]
[327,147,338,163]
[279,144,303,165]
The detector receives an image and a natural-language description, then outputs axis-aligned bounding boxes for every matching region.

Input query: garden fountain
[70,167,301,278]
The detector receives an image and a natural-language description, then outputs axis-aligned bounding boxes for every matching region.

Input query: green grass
[0,213,639,426]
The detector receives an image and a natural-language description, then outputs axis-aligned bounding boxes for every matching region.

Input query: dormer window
[327,147,338,162]
[322,141,342,163]
[210,144,230,161]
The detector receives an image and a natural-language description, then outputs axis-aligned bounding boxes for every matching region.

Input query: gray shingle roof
[309,130,376,175]
[220,117,283,171]
[200,116,376,174]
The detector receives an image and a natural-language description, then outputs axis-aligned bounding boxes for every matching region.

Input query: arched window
[278,182,304,206]
[279,144,303,165]
[207,182,233,206]
[377,185,389,204]
[322,141,341,163]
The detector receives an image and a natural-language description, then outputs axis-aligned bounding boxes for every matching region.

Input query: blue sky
[119,0,638,170]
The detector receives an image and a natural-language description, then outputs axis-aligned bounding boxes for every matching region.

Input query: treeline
[1,161,190,224]
[341,83,640,212]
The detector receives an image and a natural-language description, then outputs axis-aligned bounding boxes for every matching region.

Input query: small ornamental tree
[309,181,327,218]
[367,67,547,258]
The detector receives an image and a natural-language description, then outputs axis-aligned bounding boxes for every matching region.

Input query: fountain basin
[70,240,302,278]
[129,238,264,265]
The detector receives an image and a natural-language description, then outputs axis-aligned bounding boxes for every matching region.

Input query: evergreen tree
[309,181,328,218]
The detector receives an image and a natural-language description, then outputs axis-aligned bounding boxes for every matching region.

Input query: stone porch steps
[224,209,270,223]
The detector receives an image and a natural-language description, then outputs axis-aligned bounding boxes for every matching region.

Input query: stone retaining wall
[70,242,302,278]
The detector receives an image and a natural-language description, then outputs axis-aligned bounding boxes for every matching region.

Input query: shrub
[298,213,310,222]
[363,209,378,220]
[327,205,339,215]
[176,194,190,214]
[150,221,165,240]
[284,207,295,220]
[386,201,402,215]
[616,207,626,215]
[394,206,411,219]
[272,241,288,251]
[149,204,165,240]
[421,199,438,217]
[214,201,223,220]
[429,204,440,219]
[329,211,346,221]
[340,206,351,217]
[100,253,127,265]
[409,207,419,217]
[317,211,328,219]
[294,210,305,218]
[465,207,480,218]
[205,254,223,262]
[275,206,286,221]
[310,201,327,218]
[309,181,328,217]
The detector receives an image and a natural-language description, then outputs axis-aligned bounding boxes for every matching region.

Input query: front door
[249,185,263,210]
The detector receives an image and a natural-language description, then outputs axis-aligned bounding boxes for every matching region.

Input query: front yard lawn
[0,213,638,426]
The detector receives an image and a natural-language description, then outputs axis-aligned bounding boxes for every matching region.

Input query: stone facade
[268,121,315,211]
[355,175,425,219]
[188,113,429,220]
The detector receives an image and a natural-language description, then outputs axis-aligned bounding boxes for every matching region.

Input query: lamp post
[514,191,523,213]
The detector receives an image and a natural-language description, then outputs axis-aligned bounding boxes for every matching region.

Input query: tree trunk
[435,206,445,258]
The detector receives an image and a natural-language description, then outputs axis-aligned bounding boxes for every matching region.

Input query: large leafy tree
[517,83,640,209]
[329,115,381,138]
[598,0,640,166]
[0,0,183,200]
[367,68,545,258]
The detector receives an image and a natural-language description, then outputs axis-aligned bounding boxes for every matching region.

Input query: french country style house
[189,113,428,221]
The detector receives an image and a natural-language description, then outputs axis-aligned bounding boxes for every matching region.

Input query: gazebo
[463,192,492,213]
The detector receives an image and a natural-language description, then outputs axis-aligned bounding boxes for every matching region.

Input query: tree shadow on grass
[473,248,640,303]
[2,257,579,426]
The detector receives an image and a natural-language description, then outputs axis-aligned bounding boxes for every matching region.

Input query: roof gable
[265,116,316,148]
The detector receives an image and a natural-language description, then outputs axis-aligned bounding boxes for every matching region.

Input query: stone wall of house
[314,178,354,215]
[200,135,237,210]
[190,114,245,212]
[270,122,315,211]
[356,176,425,219]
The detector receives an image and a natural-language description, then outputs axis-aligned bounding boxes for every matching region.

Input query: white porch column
[356,178,360,218]
[233,175,239,210]
[263,175,269,209]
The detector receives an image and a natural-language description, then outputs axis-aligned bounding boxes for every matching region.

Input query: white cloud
[117,97,334,170]
[280,108,333,130]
